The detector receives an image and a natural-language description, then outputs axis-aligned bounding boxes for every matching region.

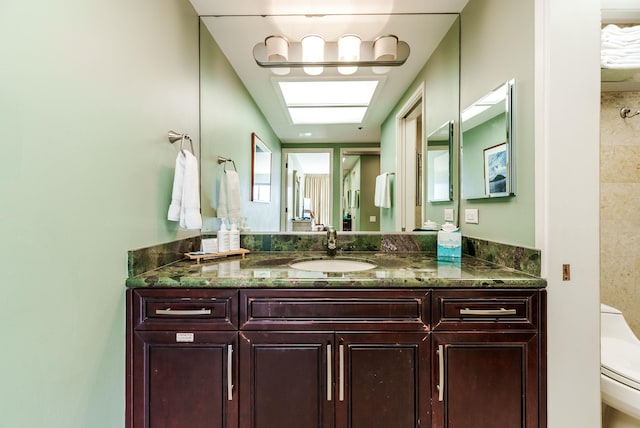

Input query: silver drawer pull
[339,344,345,402]
[460,307,517,316]
[437,345,444,401]
[227,345,234,401]
[155,308,212,316]
[327,344,332,402]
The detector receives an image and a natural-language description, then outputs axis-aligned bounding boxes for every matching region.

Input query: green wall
[459,0,535,247]
[0,0,200,427]
[200,23,282,232]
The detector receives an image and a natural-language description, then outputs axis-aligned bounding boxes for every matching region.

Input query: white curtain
[304,174,330,226]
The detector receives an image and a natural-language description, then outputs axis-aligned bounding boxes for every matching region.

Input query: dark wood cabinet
[127,287,545,428]
[431,332,539,428]
[239,331,334,428]
[130,331,238,428]
[430,290,546,428]
[127,289,239,428]
[336,332,430,428]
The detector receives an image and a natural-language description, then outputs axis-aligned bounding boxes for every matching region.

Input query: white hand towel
[180,150,202,229]
[374,173,391,208]
[167,150,202,229]
[167,152,186,221]
[218,170,241,224]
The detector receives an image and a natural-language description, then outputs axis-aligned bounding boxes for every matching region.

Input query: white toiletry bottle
[229,223,240,251]
[218,222,230,253]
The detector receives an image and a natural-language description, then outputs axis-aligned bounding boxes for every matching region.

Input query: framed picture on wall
[483,142,508,196]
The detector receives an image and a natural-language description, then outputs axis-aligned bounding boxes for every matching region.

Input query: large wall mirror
[461,79,515,199]
[251,132,272,203]
[199,12,461,232]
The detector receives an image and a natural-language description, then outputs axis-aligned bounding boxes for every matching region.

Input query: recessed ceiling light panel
[278,80,378,125]
[289,107,368,124]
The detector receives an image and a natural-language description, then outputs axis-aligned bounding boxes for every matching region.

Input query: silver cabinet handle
[155,308,212,316]
[437,345,444,401]
[327,344,332,401]
[339,344,345,402]
[227,344,233,401]
[459,307,517,316]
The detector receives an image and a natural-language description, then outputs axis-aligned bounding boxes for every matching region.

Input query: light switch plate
[465,209,479,224]
[369,216,376,222]
[443,209,454,222]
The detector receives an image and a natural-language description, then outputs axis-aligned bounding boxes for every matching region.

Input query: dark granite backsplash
[128,235,200,277]
[463,237,541,276]
[127,232,541,278]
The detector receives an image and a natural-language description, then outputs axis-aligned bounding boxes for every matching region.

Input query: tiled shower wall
[601,91,640,337]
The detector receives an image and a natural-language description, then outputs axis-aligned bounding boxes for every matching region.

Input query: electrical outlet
[369,216,376,222]
[465,209,479,224]
[443,209,454,222]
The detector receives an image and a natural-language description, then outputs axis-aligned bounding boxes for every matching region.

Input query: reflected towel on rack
[218,170,241,224]
[374,173,391,208]
[168,150,202,229]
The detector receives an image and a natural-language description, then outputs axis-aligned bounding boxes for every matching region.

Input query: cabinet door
[239,332,334,428]
[432,332,539,428]
[130,331,238,428]
[335,332,431,428]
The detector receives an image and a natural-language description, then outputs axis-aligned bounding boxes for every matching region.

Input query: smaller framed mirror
[426,120,454,202]
[461,79,515,199]
[251,132,272,203]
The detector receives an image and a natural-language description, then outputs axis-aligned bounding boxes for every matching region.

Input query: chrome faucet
[326,227,337,256]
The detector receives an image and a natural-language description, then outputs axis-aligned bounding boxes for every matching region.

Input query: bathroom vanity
[125,251,546,428]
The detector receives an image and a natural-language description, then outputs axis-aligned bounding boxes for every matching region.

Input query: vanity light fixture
[265,35,290,76]
[338,34,361,75]
[301,35,325,76]
[253,34,409,75]
[372,35,398,74]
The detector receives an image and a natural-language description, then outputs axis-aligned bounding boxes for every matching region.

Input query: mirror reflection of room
[341,151,381,231]
[285,151,331,231]
[199,13,460,232]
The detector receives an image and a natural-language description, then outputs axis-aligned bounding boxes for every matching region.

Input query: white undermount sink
[289,258,377,273]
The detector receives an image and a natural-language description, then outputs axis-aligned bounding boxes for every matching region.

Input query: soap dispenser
[229,222,240,251]
[218,221,230,253]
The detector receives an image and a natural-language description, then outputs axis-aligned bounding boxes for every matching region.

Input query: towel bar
[217,156,237,172]
[168,130,195,153]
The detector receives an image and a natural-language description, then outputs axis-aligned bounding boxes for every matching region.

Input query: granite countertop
[125,251,546,289]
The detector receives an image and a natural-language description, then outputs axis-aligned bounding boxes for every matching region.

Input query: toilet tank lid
[601,337,640,391]
[601,303,622,314]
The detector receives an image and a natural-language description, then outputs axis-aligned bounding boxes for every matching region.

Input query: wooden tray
[185,248,250,264]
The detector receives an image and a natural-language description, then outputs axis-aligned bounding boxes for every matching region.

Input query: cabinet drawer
[129,288,238,330]
[240,289,429,331]
[431,289,541,331]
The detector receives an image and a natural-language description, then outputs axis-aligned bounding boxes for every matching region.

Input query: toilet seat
[601,337,640,391]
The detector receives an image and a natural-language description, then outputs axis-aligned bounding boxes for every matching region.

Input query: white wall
[0,1,200,426]
[539,0,602,426]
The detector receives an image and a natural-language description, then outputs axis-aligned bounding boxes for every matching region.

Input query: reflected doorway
[396,85,425,231]
[340,148,381,232]
[281,149,332,232]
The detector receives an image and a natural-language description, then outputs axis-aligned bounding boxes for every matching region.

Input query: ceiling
[191,0,469,144]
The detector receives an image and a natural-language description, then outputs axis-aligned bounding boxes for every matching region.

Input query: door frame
[395,83,426,231]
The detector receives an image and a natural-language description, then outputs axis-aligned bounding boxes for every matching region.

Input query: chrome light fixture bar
[253,35,409,74]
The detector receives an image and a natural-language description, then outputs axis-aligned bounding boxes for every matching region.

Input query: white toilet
[601,303,640,428]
